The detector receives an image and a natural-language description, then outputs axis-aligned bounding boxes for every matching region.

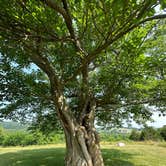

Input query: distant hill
[97,127,141,134]
[0,121,28,131]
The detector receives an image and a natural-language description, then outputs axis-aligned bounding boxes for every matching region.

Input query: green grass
[0,143,166,166]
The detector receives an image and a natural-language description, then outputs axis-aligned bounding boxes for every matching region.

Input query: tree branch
[85,14,166,66]
[41,0,86,54]
[43,0,75,39]
[140,14,166,24]
[61,0,73,29]
[23,43,61,91]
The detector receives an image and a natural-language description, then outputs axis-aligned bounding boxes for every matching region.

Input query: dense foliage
[160,125,166,141]
[0,1,166,165]
[0,0,165,131]
[129,129,141,141]
[0,126,4,144]
[140,126,162,141]
[0,126,64,146]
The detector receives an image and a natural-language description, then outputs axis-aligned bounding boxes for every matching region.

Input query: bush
[49,133,65,144]
[31,130,50,145]
[1,127,65,147]
[140,126,161,141]
[3,132,26,146]
[2,132,39,146]
[160,125,166,141]
[100,132,129,142]
[21,134,37,146]
[0,127,5,145]
[129,130,140,141]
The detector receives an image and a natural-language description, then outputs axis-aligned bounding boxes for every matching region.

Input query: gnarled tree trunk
[50,76,104,166]
[64,124,104,166]
[63,99,104,166]
[53,95,104,165]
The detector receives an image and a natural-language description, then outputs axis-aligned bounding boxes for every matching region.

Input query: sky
[131,113,166,128]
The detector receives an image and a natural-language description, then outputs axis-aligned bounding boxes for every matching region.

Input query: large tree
[0,1,166,166]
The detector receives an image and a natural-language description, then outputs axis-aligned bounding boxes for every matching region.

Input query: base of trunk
[65,126,104,166]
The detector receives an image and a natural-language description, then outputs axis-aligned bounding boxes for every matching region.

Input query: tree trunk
[54,99,104,166]
[64,125,104,166]
[50,83,104,166]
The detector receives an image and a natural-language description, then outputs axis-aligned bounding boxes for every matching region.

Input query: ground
[0,143,166,166]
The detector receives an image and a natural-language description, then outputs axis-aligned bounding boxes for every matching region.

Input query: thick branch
[140,14,166,24]
[61,0,75,38]
[24,43,61,91]
[41,0,75,37]
[25,45,79,133]
[42,0,86,54]
[87,14,166,65]
[64,12,166,83]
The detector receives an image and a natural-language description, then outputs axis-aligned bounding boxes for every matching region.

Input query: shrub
[32,130,49,145]
[160,125,166,141]
[3,132,26,146]
[1,129,65,146]
[99,132,129,142]
[140,126,161,141]
[49,133,65,144]
[2,132,39,146]
[129,129,140,141]
[0,127,5,145]
[21,134,37,146]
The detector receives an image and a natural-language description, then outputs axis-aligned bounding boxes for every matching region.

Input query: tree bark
[50,78,104,166]
[64,125,104,166]
[62,99,104,166]
[54,98,104,166]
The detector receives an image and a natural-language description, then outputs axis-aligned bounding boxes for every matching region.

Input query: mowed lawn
[0,143,166,166]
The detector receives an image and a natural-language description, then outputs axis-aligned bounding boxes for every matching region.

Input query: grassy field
[0,143,166,166]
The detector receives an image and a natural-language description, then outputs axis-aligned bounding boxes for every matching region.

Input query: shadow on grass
[0,147,137,166]
[102,148,136,166]
[0,148,65,166]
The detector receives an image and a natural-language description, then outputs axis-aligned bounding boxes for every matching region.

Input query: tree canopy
[1,1,166,165]
[0,0,166,129]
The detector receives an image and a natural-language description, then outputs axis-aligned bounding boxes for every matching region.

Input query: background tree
[140,126,161,141]
[0,126,4,144]
[160,125,166,141]
[129,129,140,141]
[0,1,166,166]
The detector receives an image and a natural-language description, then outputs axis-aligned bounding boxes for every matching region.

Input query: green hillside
[0,121,28,131]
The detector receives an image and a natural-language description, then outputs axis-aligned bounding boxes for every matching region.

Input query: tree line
[0,126,64,146]
[0,125,166,147]
[129,125,166,141]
